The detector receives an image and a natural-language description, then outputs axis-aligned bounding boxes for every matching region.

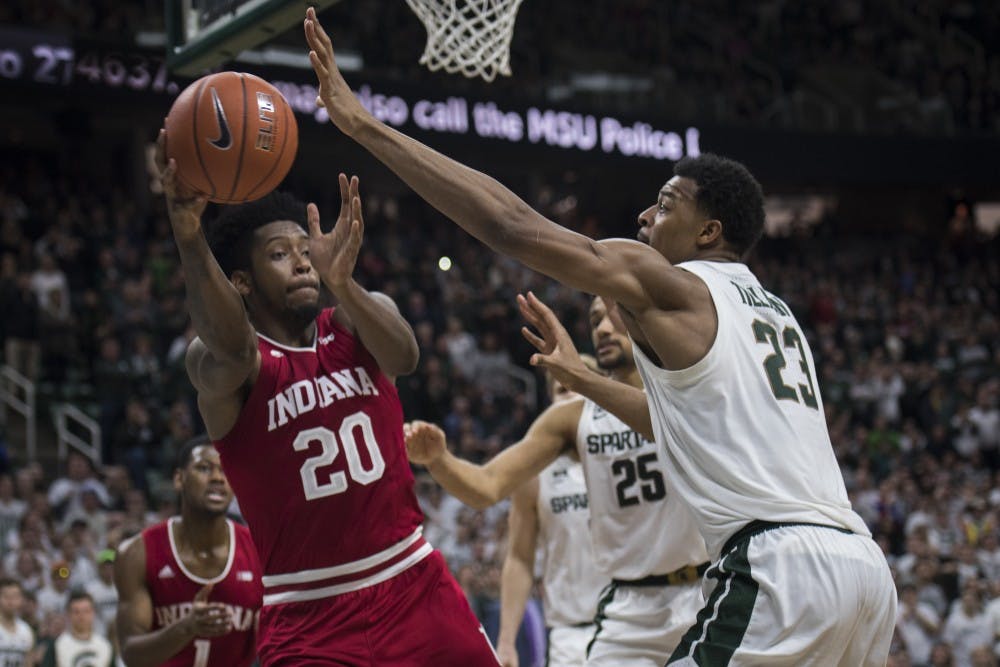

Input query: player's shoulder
[232,520,254,540]
[533,396,586,435]
[324,305,353,336]
[595,237,683,278]
[119,519,170,559]
[142,518,171,539]
[116,530,150,570]
[368,292,400,311]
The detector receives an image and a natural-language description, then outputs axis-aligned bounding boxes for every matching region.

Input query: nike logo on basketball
[208,87,232,150]
[158,565,175,579]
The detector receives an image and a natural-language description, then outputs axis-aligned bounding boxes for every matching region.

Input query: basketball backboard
[166,0,342,75]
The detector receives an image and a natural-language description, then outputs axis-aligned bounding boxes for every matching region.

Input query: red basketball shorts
[257,550,501,666]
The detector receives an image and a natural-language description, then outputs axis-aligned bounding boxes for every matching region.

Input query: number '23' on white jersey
[631,260,869,559]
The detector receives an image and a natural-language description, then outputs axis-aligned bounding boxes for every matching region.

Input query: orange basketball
[164,71,298,204]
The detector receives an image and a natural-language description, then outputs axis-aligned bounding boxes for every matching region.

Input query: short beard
[289,302,321,326]
[598,351,627,371]
[185,501,229,520]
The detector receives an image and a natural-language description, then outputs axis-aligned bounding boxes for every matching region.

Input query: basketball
[164,71,298,204]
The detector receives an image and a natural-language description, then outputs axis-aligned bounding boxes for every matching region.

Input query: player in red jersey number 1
[155,133,500,664]
[114,436,262,667]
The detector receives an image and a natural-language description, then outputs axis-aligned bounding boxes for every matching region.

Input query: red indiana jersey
[143,518,262,667]
[215,309,428,609]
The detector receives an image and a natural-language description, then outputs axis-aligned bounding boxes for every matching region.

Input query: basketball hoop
[405,0,525,82]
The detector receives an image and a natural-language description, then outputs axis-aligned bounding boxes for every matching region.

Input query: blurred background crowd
[0,1,998,666]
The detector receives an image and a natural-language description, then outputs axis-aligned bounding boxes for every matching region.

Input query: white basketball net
[405,0,525,82]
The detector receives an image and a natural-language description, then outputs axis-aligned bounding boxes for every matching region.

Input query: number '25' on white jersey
[576,398,707,580]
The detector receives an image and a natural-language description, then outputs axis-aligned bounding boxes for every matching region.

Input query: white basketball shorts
[667,523,896,666]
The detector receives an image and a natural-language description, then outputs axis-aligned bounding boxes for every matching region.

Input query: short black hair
[0,577,20,592]
[673,153,765,255]
[175,434,212,472]
[206,191,308,275]
[67,590,94,609]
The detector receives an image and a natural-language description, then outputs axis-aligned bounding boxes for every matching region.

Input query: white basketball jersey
[536,455,607,627]
[631,260,869,559]
[0,618,33,667]
[576,399,707,580]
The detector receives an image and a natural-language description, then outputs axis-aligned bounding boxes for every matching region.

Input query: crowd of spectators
[2,0,998,134]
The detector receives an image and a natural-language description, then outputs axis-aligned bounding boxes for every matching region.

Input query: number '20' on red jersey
[214,309,428,607]
[143,518,262,667]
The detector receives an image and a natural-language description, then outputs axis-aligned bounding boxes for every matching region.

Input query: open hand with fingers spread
[517,291,592,393]
[304,7,369,137]
[309,173,365,292]
[403,421,448,466]
[155,128,208,242]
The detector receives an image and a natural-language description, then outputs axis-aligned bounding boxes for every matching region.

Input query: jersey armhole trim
[631,267,725,387]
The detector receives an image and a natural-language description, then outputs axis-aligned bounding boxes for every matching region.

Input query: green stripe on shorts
[668,540,759,665]
[585,581,618,659]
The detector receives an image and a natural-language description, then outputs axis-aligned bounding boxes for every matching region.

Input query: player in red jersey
[154,133,500,665]
[114,436,262,667]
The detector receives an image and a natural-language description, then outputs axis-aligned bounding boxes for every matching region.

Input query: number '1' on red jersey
[143,519,262,667]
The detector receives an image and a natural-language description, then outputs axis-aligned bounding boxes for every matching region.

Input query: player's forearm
[329,280,418,376]
[120,622,195,667]
[425,451,505,510]
[568,371,653,440]
[497,556,534,650]
[352,118,558,267]
[175,233,256,363]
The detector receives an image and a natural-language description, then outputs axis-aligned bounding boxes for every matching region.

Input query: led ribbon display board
[0,25,700,163]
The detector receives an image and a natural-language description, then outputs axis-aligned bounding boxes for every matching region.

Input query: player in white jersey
[501,455,604,667]
[0,579,34,667]
[497,364,608,667]
[302,24,896,662]
[407,295,708,666]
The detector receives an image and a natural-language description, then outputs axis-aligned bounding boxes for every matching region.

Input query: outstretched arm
[158,129,259,439]
[114,536,232,667]
[404,404,578,510]
[519,293,653,440]
[311,174,419,377]
[303,9,695,315]
[496,479,539,667]
[156,131,259,399]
